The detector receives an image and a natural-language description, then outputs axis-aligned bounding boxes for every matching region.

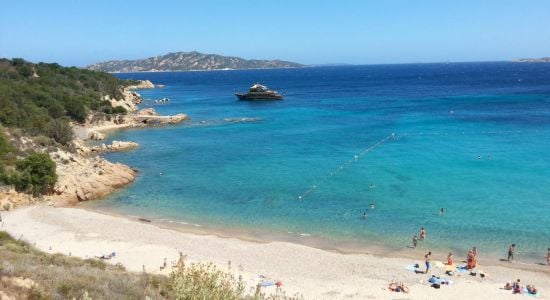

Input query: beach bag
[431,283,441,289]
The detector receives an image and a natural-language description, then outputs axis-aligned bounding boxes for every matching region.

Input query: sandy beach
[3,205,548,299]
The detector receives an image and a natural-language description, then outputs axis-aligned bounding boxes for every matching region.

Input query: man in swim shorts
[508,244,516,262]
[425,251,432,274]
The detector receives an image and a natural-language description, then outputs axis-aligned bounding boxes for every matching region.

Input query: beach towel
[259,280,276,287]
[405,265,417,272]
[455,265,469,273]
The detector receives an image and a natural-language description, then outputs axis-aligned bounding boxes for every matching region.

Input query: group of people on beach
[504,279,538,295]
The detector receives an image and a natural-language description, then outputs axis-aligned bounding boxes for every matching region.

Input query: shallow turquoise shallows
[85,63,550,261]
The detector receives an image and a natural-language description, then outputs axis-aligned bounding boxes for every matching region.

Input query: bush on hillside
[46,118,74,145]
[6,153,57,195]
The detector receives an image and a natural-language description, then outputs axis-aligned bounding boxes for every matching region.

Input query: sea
[84,62,550,263]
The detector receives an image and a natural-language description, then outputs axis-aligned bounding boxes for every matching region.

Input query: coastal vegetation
[0,231,300,299]
[0,58,136,196]
[0,231,173,299]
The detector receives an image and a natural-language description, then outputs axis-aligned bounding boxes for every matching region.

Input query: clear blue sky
[1,0,550,66]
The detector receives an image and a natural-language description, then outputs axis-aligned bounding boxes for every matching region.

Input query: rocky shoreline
[0,80,188,209]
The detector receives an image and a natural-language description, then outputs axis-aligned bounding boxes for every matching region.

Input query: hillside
[0,58,137,198]
[86,51,304,72]
[512,57,550,62]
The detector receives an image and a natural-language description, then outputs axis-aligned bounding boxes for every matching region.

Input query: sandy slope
[3,205,549,299]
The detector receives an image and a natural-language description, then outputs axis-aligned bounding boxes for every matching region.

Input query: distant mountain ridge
[512,57,550,63]
[87,51,304,72]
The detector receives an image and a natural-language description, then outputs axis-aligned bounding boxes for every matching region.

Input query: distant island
[87,51,304,73]
[512,57,550,63]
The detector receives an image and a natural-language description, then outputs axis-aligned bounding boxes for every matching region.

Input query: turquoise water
[85,63,550,261]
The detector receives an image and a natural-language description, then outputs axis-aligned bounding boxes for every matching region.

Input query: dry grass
[0,231,302,299]
[0,231,173,299]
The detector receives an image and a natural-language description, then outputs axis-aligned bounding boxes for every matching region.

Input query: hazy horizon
[1,0,550,67]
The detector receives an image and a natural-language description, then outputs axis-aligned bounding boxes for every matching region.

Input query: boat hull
[236,93,283,100]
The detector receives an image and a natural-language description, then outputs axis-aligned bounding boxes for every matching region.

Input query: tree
[14,153,57,195]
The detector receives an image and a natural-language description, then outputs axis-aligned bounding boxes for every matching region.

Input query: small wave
[223,117,262,123]
[299,233,312,237]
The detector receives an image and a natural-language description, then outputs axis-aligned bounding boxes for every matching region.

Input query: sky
[1,0,550,67]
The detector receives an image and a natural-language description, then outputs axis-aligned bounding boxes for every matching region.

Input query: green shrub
[12,153,57,195]
[171,262,246,300]
[111,105,127,114]
[45,119,73,145]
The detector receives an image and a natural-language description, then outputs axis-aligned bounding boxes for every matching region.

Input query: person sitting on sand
[466,250,477,269]
[504,281,513,290]
[447,253,453,266]
[512,279,522,294]
[527,285,538,295]
[412,235,418,248]
[420,227,426,240]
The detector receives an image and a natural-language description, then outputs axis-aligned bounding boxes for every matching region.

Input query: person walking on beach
[425,251,432,274]
[546,248,550,266]
[412,235,418,248]
[508,244,516,262]
[420,227,426,240]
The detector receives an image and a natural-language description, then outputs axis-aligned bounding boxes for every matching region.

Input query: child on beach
[420,227,426,240]
[447,253,453,265]
[412,235,418,248]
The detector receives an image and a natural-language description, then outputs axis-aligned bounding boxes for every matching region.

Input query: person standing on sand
[420,227,426,240]
[508,244,516,262]
[412,235,418,248]
[447,252,453,265]
[546,248,550,265]
[425,251,432,274]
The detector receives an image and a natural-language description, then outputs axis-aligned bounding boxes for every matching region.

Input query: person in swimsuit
[412,235,418,248]
[508,244,516,262]
[546,248,550,265]
[425,251,432,274]
[447,252,453,265]
[420,227,426,240]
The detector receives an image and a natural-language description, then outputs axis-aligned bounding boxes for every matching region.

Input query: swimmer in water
[440,208,445,214]
[370,203,375,209]
[362,211,368,219]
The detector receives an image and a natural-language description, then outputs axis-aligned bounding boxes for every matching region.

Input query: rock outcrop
[127,79,155,89]
[0,79,185,209]
[51,148,136,205]
[91,141,139,153]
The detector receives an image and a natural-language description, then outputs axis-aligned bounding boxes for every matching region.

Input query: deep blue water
[85,63,550,261]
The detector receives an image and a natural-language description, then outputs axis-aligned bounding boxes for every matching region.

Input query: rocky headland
[0,80,188,209]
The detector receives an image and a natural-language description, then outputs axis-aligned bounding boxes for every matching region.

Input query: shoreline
[3,204,549,299]
[80,203,550,275]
